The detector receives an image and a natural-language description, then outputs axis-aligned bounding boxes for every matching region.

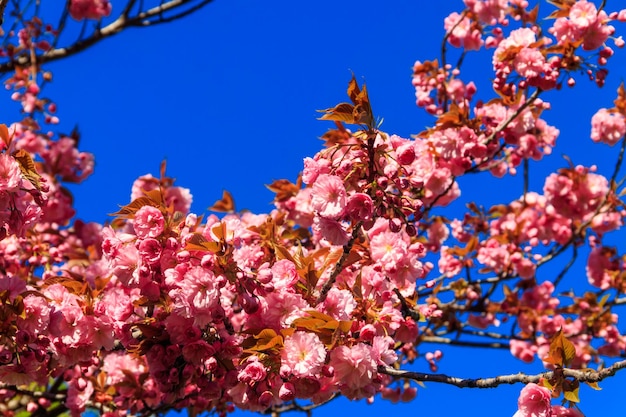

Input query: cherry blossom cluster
[69,0,112,21]
[3,1,626,417]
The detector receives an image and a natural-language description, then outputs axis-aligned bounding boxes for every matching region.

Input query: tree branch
[316,222,362,305]
[0,0,216,74]
[379,359,626,388]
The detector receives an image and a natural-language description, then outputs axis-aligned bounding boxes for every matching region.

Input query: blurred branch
[0,0,8,25]
[0,0,215,74]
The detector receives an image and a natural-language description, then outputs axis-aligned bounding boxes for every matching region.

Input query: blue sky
[18,1,626,416]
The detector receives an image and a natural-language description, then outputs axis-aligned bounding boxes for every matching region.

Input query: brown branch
[379,358,626,388]
[0,385,67,401]
[316,222,362,305]
[0,0,215,74]
[264,394,339,415]
[0,0,8,25]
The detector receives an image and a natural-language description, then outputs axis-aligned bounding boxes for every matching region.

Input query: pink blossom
[514,47,547,79]
[133,205,165,239]
[257,290,308,329]
[586,246,617,289]
[281,331,327,377]
[591,108,626,146]
[330,343,377,398]
[0,154,22,191]
[69,0,112,20]
[344,192,373,221]
[510,339,537,363]
[426,219,449,251]
[165,185,193,214]
[270,259,299,291]
[438,246,463,278]
[371,336,398,365]
[581,12,613,51]
[569,1,598,31]
[311,174,347,219]
[551,406,584,417]
[302,157,330,184]
[465,0,508,24]
[67,377,94,414]
[444,12,483,50]
[514,383,552,417]
[172,265,220,326]
[238,356,268,384]
[477,239,510,272]
[102,352,146,385]
[313,216,350,245]
[550,18,579,45]
[320,287,356,321]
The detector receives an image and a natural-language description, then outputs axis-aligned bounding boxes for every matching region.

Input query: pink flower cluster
[549,1,615,51]
[493,27,560,90]
[513,383,584,417]
[69,0,112,21]
[591,108,626,146]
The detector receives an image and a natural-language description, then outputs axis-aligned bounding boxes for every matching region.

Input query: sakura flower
[311,174,347,219]
[513,383,552,417]
[238,356,268,384]
[133,205,165,239]
[569,1,598,31]
[0,153,22,192]
[320,287,356,321]
[102,352,146,385]
[591,108,626,146]
[444,12,483,50]
[281,331,327,378]
[371,336,398,365]
[344,192,373,221]
[330,343,378,399]
[509,339,537,363]
[465,0,508,24]
[69,0,112,21]
[313,216,350,245]
[586,246,617,289]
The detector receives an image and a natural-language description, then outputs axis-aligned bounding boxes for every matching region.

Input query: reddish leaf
[543,329,576,367]
[209,190,235,213]
[13,149,43,191]
[184,233,221,253]
[110,197,160,219]
[0,124,10,147]
[318,102,357,124]
[347,74,361,103]
[266,178,301,202]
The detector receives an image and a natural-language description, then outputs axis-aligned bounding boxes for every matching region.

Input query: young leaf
[266,178,301,202]
[585,380,601,390]
[0,124,10,147]
[347,74,361,103]
[110,197,161,219]
[563,386,580,403]
[318,102,357,124]
[543,329,576,367]
[184,233,221,253]
[209,190,235,213]
[13,149,43,191]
